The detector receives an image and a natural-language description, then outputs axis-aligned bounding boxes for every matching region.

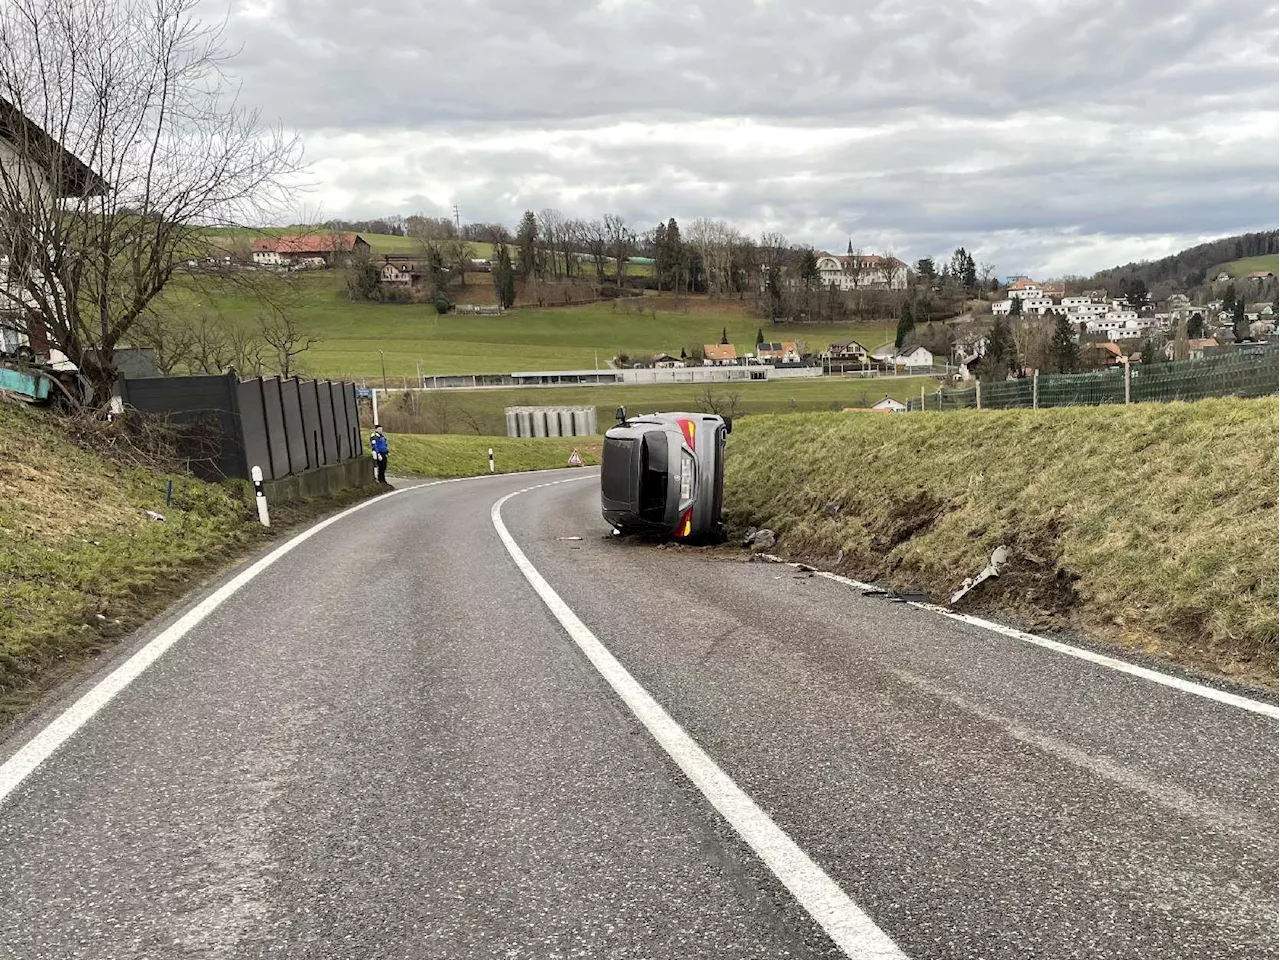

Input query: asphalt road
[0,469,1275,959]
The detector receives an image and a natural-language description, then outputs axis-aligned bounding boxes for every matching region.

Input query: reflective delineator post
[251,465,270,528]
[488,448,495,473]
[1033,369,1040,409]
[975,379,982,411]
[1124,361,1132,404]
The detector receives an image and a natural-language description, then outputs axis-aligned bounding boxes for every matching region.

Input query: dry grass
[724,398,1279,686]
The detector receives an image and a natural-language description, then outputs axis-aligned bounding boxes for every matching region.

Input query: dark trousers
[376,455,388,483]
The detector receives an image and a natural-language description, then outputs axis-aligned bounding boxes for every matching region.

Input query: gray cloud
[218,0,1278,275]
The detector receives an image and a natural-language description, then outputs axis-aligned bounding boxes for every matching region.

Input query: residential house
[757,341,801,363]
[1214,272,1231,282]
[703,343,737,365]
[1078,341,1124,368]
[652,353,682,368]
[251,233,369,268]
[896,345,935,369]
[1162,338,1220,362]
[0,97,107,367]
[1246,270,1275,281]
[380,261,419,286]
[1248,302,1274,317]
[814,246,908,290]
[1007,279,1043,299]
[870,395,908,412]
[824,339,870,361]
[1041,281,1065,298]
[870,343,898,364]
[1165,293,1190,309]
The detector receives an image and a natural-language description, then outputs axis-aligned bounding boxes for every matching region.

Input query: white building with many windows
[815,249,908,290]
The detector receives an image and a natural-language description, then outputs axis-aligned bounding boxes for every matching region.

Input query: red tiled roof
[704,344,737,361]
[252,233,361,254]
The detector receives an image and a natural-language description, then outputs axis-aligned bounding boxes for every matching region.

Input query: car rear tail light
[675,507,693,538]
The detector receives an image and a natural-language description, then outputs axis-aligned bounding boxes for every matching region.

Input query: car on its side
[600,409,729,542]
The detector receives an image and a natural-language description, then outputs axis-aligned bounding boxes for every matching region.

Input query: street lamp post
[379,349,387,393]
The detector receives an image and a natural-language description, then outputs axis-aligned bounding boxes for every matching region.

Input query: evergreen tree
[666,217,682,292]
[1010,296,1023,316]
[915,257,936,288]
[1140,339,1156,366]
[983,316,1017,381]
[493,244,516,308]
[720,327,729,345]
[756,328,765,345]
[962,251,977,291]
[1187,311,1206,338]
[652,221,668,291]
[799,248,819,287]
[1233,299,1250,342]
[895,300,915,348]
[680,346,688,360]
[516,210,538,277]
[1050,314,1077,373]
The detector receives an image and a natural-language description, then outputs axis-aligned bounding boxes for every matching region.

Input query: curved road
[0,469,1276,959]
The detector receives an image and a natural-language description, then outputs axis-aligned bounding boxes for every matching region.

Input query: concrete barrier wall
[262,455,378,504]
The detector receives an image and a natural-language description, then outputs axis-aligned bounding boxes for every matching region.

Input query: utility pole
[379,349,387,393]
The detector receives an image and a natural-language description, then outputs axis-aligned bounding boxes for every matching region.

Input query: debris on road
[144,510,166,522]
[949,545,1011,606]
[556,536,583,541]
[742,528,776,549]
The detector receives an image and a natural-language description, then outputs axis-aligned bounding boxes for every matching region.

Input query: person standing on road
[370,424,389,484]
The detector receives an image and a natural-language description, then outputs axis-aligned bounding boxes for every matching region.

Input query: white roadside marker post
[371,388,379,426]
[251,465,270,528]
[488,448,495,473]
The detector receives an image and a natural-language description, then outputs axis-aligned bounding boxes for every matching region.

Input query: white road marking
[0,472,567,807]
[492,480,907,960]
[759,555,1279,721]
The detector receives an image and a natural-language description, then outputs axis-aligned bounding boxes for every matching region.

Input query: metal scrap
[949,545,1010,605]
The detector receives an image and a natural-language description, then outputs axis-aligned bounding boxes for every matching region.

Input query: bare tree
[602,214,633,288]
[258,310,318,378]
[582,219,609,285]
[0,0,302,403]
[695,387,742,421]
[538,208,564,278]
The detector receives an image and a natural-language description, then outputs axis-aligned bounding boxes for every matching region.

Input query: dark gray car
[600,410,729,541]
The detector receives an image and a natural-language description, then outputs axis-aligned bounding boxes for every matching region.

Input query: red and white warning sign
[567,448,584,467]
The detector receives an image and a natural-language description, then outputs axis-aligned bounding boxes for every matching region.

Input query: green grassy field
[377,376,939,436]
[724,397,1279,686]
[169,271,897,379]
[390,434,601,477]
[1214,253,1279,279]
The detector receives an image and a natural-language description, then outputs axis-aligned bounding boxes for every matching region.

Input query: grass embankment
[169,271,896,378]
[390,434,601,477]
[380,377,938,436]
[724,398,1279,685]
[0,404,378,726]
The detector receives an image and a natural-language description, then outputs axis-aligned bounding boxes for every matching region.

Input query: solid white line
[493,481,907,960]
[759,555,1279,721]
[0,471,571,807]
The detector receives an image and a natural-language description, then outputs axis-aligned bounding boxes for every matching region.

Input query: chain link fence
[905,342,1278,412]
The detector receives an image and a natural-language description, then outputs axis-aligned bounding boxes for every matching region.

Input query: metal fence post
[1032,370,1039,409]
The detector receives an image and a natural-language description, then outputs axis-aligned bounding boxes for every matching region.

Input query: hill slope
[1090,230,1278,292]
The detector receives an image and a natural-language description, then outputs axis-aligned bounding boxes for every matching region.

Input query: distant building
[870,395,908,412]
[824,339,870,361]
[757,341,801,363]
[814,248,908,290]
[251,233,369,268]
[896,346,935,369]
[703,343,737,365]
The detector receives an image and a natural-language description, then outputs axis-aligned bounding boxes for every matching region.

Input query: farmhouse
[251,233,369,268]
[871,395,908,412]
[380,261,419,286]
[824,339,870,361]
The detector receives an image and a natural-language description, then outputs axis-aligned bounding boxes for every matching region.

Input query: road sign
[567,448,584,467]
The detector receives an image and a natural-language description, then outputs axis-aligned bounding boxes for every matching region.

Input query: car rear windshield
[601,436,635,503]
[639,433,669,522]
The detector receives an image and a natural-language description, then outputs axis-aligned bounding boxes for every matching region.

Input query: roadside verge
[723,397,1278,686]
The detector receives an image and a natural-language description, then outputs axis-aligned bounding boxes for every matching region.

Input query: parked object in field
[600,408,730,541]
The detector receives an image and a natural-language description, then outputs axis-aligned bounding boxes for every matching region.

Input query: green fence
[906,343,1279,412]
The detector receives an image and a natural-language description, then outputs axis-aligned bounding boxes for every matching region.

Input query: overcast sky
[220,0,1278,278]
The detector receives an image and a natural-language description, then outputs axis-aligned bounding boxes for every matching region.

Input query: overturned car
[600,409,730,542]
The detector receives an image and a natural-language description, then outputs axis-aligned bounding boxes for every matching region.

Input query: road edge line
[492,480,907,960]
[757,555,1279,721]
[0,471,566,806]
